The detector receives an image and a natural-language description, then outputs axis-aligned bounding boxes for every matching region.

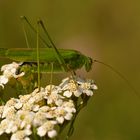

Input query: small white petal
[24,129,32,135]
[32,105,40,112]
[48,130,57,138]
[37,126,47,137]
[0,76,8,84]
[85,90,93,96]
[74,90,82,97]
[0,75,8,88]
[13,72,25,78]
[0,130,4,135]
[56,117,64,124]
[63,91,72,98]
[64,113,73,120]
[14,102,23,110]
[55,99,63,106]
[93,84,98,90]
[11,125,18,133]
[24,137,30,140]
[64,107,76,113]
[11,68,16,73]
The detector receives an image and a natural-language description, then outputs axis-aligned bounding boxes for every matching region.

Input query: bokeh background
[0,0,140,140]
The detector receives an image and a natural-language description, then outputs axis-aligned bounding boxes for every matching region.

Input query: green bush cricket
[0,47,92,73]
[0,17,138,97]
[0,17,139,140]
[0,17,92,74]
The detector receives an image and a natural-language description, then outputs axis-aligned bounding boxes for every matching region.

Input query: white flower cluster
[60,77,98,97]
[0,76,97,140]
[0,62,24,88]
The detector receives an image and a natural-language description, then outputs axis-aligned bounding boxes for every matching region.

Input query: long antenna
[93,59,139,98]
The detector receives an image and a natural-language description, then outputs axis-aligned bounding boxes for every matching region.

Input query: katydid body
[0,48,92,72]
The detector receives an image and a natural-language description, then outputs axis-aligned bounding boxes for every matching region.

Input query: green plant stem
[32,127,39,140]
[37,21,41,91]
[49,63,54,92]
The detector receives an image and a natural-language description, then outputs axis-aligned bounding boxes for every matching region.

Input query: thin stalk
[50,63,54,85]
[37,21,41,91]
[0,97,5,105]
[32,127,39,140]
[49,63,54,93]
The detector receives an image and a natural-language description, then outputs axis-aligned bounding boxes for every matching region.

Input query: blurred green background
[0,0,140,140]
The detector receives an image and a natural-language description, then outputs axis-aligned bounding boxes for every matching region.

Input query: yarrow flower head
[37,120,57,138]
[0,72,97,139]
[60,76,97,97]
[78,78,98,96]
[0,85,76,139]
[44,85,64,106]
[10,129,32,140]
[54,100,76,124]
[60,77,82,98]
[0,62,24,88]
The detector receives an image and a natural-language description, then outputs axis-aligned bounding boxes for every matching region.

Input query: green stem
[49,63,54,93]
[37,21,41,91]
[0,97,5,105]
[32,127,39,140]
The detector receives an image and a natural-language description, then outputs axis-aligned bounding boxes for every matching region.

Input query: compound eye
[85,57,92,72]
